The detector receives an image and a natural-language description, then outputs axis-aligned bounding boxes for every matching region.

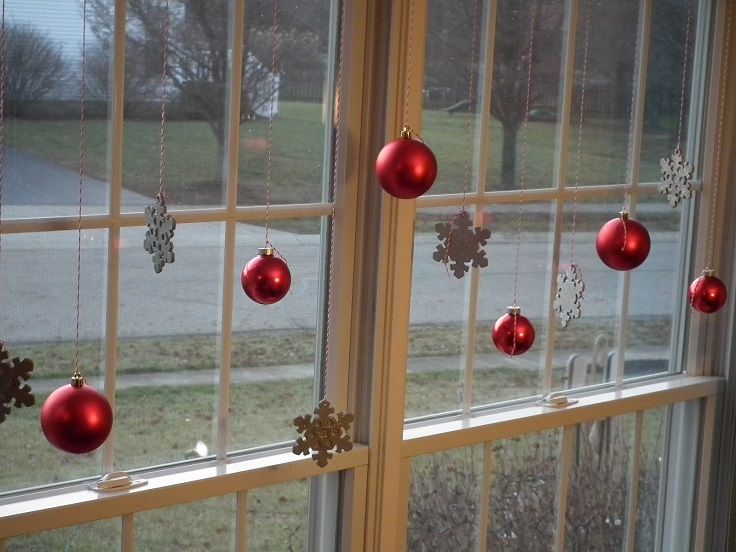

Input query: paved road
[1,148,683,343]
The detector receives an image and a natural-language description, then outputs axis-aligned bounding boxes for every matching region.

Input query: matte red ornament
[376,126,437,199]
[40,376,113,454]
[689,269,728,313]
[492,306,536,356]
[241,247,291,304]
[596,211,650,271]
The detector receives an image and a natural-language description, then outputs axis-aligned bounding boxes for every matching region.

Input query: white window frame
[1,0,735,550]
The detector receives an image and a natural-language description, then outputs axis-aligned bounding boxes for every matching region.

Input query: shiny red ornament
[492,306,536,356]
[689,269,728,313]
[241,247,291,304]
[375,126,437,199]
[41,376,113,454]
[596,211,650,271]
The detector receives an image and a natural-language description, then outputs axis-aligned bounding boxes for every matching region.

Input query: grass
[7,102,672,211]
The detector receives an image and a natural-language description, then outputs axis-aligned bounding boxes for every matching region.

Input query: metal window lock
[537,392,579,408]
[88,471,147,493]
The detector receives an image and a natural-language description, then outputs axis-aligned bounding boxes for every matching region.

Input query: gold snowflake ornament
[659,147,694,208]
[293,399,354,467]
[553,264,585,328]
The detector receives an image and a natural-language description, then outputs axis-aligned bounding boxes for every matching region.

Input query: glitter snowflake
[553,264,585,327]
[433,210,491,278]
[293,399,354,467]
[659,147,694,207]
[0,342,35,424]
[144,193,176,273]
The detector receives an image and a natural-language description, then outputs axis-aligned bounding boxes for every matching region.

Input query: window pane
[238,1,332,206]
[640,0,696,183]
[115,223,224,469]
[6,518,120,551]
[635,407,667,551]
[229,218,320,452]
[421,0,484,196]
[487,430,561,550]
[121,0,231,211]
[408,445,483,550]
[136,495,236,551]
[565,414,634,551]
[487,0,565,191]
[565,0,641,187]
[0,230,107,492]
[247,479,309,551]
[4,2,111,218]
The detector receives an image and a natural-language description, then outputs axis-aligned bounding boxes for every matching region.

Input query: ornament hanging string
[158,0,170,200]
[402,0,415,129]
[264,0,281,248]
[675,0,693,151]
[441,0,480,276]
[706,0,733,268]
[512,0,537,310]
[570,0,592,265]
[74,0,90,379]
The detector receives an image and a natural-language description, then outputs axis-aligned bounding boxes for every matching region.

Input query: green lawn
[7,102,672,209]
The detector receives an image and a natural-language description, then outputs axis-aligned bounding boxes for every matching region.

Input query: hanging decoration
[554,0,592,327]
[658,0,695,208]
[688,0,732,314]
[433,0,490,278]
[41,0,113,454]
[242,0,291,304]
[491,0,537,356]
[0,0,35,425]
[375,0,437,199]
[595,4,650,272]
[293,1,353,467]
[143,0,176,273]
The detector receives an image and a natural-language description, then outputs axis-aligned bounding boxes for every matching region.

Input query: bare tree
[5,25,66,117]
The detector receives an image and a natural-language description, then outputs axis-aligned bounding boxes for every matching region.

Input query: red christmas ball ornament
[241,247,291,304]
[689,269,728,313]
[376,126,437,199]
[596,211,650,271]
[41,374,113,454]
[492,306,536,356]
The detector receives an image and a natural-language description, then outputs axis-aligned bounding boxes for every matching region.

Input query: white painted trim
[693,394,717,550]
[0,446,368,540]
[121,514,134,552]
[403,376,721,458]
[554,425,574,551]
[477,441,494,552]
[623,410,644,552]
[235,491,247,552]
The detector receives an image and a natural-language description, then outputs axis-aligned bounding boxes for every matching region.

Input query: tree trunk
[501,123,519,190]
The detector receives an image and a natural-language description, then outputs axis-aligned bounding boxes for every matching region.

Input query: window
[1,0,734,550]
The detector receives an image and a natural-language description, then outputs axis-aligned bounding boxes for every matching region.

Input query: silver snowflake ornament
[293,399,354,467]
[0,341,35,424]
[433,210,491,278]
[659,147,694,207]
[144,193,176,273]
[553,264,585,327]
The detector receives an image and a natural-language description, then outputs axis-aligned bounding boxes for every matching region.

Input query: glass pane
[6,518,120,551]
[473,202,555,406]
[408,445,483,550]
[4,2,111,218]
[136,495,236,551]
[115,223,223,469]
[625,200,681,378]
[486,0,566,191]
[421,0,484,196]
[565,414,635,551]
[229,218,319,452]
[247,479,309,551]
[640,0,696,184]
[121,1,231,211]
[238,1,332,206]
[565,0,641,187]
[0,230,107,492]
[487,430,561,550]
[634,407,667,551]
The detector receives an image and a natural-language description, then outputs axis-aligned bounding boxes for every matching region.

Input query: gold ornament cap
[702,268,715,278]
[399,126,413,140]
[71,370,85,388]
[258,247,274,257]
[506,305,521,316]
[619,210,629,221]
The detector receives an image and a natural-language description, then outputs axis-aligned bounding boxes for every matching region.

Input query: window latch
[88,471,147,493]
[537,392,578,408]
